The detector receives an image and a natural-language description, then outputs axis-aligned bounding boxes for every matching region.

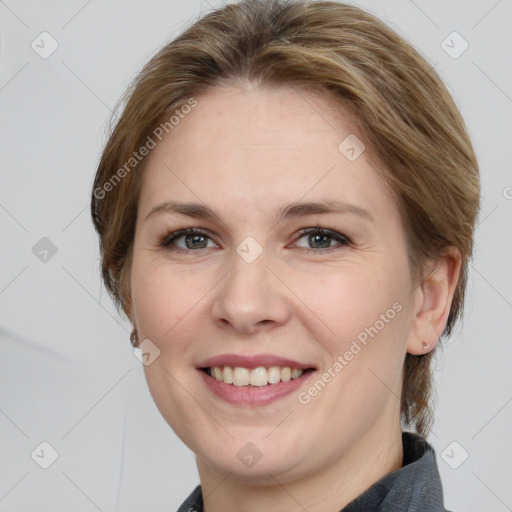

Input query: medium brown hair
[91,0,480,437]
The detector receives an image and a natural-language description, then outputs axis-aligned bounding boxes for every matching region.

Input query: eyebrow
[145,199,373,225]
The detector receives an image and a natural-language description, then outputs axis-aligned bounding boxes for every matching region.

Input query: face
[130,83,418,483]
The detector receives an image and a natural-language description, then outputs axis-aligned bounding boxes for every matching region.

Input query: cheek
[131,255,221,362]
[131,257,187,342]
[292,262,409,346]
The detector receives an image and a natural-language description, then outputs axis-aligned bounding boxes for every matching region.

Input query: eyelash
[158,226,351,254]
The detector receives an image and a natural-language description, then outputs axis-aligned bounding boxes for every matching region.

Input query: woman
[91,0,480,510]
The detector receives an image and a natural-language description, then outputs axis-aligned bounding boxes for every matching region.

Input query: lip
[196,353,315,370]
[198,367,316,406]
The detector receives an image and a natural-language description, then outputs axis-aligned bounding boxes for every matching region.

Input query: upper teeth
[209,366,304,386]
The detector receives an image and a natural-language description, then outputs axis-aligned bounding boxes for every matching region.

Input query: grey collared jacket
[177,432,452,511]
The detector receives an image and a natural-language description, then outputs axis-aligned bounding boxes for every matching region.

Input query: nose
[211,248,291,335]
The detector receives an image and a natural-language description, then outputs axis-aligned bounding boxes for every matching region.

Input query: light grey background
[1,0,511,511]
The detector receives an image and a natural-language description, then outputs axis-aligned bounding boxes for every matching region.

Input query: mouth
[196,354,317,406]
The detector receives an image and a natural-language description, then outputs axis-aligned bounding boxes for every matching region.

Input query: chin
[194,434,312,483]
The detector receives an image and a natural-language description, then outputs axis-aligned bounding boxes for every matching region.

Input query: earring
[422,342,430,351]
[130,327,139,347]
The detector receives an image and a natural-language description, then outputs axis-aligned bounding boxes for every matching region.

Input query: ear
[407,246,462,355]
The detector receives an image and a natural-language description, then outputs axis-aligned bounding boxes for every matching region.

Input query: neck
[195,416,404,512]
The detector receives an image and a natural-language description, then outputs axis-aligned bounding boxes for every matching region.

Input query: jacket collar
[341,432,451,511]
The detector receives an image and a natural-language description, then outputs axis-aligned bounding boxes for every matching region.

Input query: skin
[130,82,461,511]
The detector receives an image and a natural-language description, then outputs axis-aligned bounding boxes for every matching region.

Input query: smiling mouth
[201,365,316,387]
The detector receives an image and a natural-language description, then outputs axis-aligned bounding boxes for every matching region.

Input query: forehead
[138,83,397,225]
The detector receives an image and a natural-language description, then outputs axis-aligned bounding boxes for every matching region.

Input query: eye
[292,227,351,251]
[159,226,351,253]
[159,228,217,251]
